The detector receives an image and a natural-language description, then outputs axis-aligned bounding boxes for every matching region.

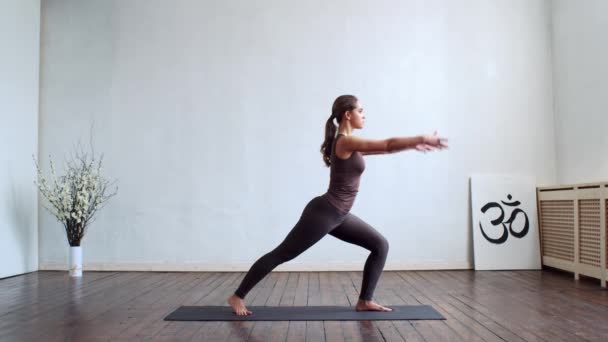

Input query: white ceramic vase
[69,246,83,277]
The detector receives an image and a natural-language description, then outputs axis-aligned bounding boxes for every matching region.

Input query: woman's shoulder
[333,134,356,160]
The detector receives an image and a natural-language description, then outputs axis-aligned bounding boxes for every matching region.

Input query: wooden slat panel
[579,200,601,267]
[540,200,574,261]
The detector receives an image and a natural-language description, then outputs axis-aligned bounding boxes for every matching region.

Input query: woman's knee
[374,236,389,255]
[272,246,301,263]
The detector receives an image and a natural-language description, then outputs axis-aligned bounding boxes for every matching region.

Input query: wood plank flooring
[1,268,607,341]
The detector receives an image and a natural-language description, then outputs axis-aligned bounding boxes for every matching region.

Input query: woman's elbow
[385,139,395,153]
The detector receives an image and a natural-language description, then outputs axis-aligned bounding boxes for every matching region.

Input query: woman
[227,95,448,315]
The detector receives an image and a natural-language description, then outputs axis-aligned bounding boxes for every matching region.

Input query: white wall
[0,0,40,279]
[38,0,557,271]
[551,0,608,184]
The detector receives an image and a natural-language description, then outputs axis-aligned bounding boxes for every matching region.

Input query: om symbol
[479,194,529,244]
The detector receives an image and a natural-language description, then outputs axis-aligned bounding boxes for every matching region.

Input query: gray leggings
[234,195,389,301]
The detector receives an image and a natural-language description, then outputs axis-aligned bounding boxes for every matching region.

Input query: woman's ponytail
[320,115,337,167]
[320,95,358,167]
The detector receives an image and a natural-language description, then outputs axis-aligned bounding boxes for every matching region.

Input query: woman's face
[347,101,365,129]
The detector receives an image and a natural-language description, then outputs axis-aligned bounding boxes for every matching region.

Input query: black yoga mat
[164,305,445,321]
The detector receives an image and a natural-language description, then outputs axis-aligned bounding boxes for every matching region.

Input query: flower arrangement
[33,145,117,247]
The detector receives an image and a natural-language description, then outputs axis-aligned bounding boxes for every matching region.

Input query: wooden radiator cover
[537,182,607,288]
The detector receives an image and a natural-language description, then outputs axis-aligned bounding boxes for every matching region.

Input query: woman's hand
[415,131,448,153]
[415,143,435,152]
[421,131,448,149]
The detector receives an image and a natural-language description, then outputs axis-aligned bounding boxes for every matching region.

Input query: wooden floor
[1,269,607,341]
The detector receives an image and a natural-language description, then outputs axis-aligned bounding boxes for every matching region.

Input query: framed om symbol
[471,174,542,270]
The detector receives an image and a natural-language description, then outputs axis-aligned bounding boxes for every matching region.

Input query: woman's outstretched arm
[340,131,448,156]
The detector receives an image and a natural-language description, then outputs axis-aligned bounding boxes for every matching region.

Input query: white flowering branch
[33,143,117,247]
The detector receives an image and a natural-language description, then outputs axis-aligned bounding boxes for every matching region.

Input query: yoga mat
[164,305,445,321]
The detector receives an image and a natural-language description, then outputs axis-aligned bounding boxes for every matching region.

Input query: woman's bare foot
[227,294,252,316]
[355,299,393,312]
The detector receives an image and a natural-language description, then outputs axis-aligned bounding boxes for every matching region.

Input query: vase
[69,246,83,277]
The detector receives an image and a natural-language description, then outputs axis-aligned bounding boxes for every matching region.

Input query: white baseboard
[39,261,472,272]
